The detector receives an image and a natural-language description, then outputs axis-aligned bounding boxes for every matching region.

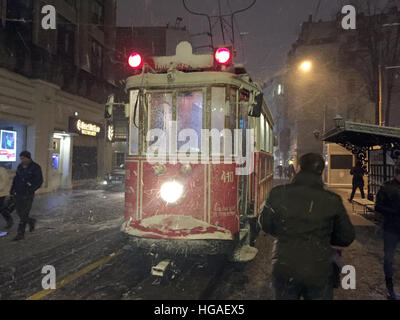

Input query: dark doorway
[72,146,97,180]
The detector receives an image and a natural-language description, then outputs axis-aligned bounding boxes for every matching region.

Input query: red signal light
[128,52,143,69]
[214,47,232,65]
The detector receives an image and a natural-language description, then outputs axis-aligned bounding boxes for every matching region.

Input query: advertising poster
[0,130,17,162]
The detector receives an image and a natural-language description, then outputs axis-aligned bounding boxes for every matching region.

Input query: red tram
[121,42,274,261]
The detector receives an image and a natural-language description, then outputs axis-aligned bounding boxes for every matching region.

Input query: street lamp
[334,115,345,128]
[299,60,312,73]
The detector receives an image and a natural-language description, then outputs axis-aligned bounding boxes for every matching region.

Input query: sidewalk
[0,187,125,267]
[215,183,399,300]
[330,187,398,299]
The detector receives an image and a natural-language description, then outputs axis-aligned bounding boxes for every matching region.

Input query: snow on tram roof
[125,41,261,92]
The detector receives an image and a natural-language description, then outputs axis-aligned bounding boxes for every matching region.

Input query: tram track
[1,227,233,300]
[121,255,230,300]
[0,227,126,300]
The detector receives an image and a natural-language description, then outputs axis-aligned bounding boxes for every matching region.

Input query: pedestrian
[9,151,43,241]
[277,165,283,179]
[349,160,366,202]
[259,153,355,300]
[0,167,13,229]
[287,163,296,180]
[375,160,400,300]
[283,166,288,179]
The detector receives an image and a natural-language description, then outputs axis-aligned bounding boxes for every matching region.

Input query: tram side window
[130,90,139,154]
[260,113,265,152]
[270,126,274,153]
[228,88,237,155]
[239,100,248,156]
[229,89,237,131]
[177,91,203,152]
[265,119,269,152]
[211,87,225,154]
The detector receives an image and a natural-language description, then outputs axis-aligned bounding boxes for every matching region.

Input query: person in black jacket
[349,160,367,202]
[10,151,43,241]
[375,160,400,300]
[259,153,355,300]
[0,196,15,229]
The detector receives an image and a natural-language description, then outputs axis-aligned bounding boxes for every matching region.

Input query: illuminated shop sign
[107,125,114,142]
[69,117,102,137]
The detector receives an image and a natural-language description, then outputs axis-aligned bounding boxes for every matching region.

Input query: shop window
[177,91,203,152]
[330,155,353,170]
[116,152,125,167]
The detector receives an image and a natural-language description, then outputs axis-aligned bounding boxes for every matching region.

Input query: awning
[323,121,400,148]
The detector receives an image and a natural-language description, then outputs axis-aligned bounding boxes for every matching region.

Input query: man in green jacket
[259,153,355,300]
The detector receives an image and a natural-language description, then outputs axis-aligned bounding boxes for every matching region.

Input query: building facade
[0,0,118,193]
[269,10,400,187]
[265,8,400,187]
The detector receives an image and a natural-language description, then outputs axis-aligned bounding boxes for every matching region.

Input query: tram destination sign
[69,117,102,137]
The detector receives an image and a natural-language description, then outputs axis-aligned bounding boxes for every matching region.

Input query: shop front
[68,117,103,183]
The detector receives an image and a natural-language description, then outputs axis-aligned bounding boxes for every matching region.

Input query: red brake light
[215,48,232,65]
[128,52,143,69]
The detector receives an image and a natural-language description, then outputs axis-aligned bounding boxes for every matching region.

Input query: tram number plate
[221,171,234,183]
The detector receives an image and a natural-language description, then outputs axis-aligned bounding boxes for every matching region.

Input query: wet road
[1,182,398,300]
[0,187,232,300]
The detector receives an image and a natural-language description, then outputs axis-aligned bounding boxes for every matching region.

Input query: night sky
[117,0,391,83]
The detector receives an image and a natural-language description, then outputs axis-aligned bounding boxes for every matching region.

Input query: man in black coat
[10,151,43,241]
[259,153,355,300]
[349,160,367,202]
[375,160,400,300]
[0,196,15,229]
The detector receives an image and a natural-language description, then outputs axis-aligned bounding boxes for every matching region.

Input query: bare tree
[343,0,400,125]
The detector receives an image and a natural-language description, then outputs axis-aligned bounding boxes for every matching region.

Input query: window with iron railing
[90,39,103,76]
[91,0,104,27]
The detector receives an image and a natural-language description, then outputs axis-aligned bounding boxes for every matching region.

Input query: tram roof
[125,42,262,92]
[125,70,261,91]
[323,120,400,148]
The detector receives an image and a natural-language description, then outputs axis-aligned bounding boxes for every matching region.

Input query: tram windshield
[129,86,242,156]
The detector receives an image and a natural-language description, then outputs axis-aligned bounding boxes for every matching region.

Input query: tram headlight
[160,180,184,204]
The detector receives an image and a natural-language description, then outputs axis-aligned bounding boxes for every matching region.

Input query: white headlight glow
[160,180,184,204]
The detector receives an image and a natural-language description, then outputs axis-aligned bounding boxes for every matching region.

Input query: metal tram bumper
[127,234,238,257]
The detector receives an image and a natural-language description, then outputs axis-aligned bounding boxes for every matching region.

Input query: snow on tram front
[121,41,274,261]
